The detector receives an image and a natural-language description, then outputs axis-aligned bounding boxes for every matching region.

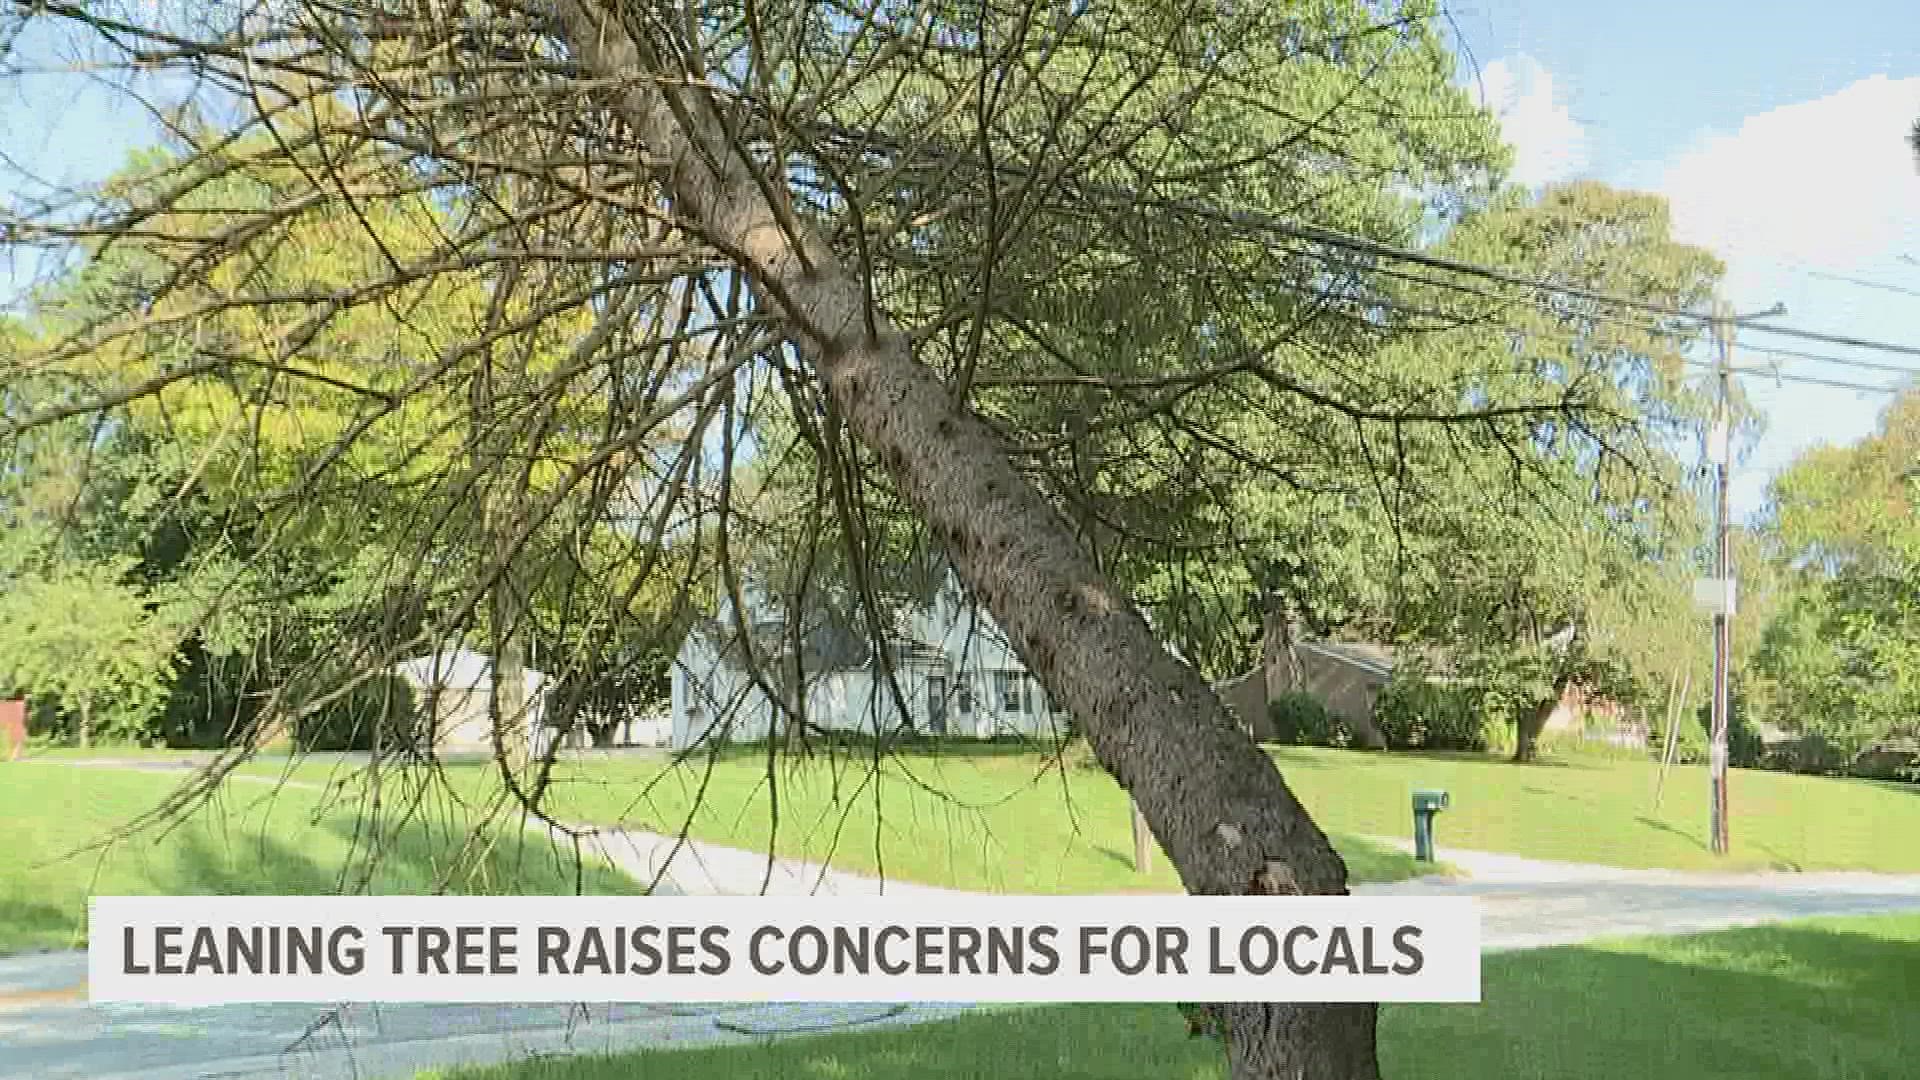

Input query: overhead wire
[1795,266,1920,300]
[1739,343,1920,381]
[805,118,1920,366]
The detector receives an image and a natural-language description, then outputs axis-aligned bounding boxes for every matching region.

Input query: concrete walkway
[11,757,1920,1078]
[1352,837,1920,951]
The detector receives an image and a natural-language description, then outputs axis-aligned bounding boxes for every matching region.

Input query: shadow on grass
[430,918,1920,1080]
[296,808,644,897]
[1091,844,1138,873]
[652,738,1078,767]
[155,811,646,902]
[1267,747,1609,772]
[0,899,85,954]
[5,784,647,954]
[1502,755,1612,771]
[1747,842,1805,873]
[1380,919,1920,1080]
[1335,833,1426,884]
[1862,777,1920,796]
[1632,815,1710,855]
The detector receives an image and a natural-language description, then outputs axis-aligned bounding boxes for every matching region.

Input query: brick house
[1220,638,1645,750]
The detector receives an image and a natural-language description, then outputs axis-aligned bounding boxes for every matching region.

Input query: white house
[389,647,556,754]
[669,570,1070,750]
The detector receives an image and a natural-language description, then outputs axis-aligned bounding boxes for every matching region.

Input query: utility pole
[1703,300,1785,856]
[1709,301,1733,857]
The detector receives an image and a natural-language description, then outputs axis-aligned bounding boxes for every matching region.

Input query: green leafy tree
[0,557,184,746]
[1754,389,1920,763]
[1233,182,1728,760]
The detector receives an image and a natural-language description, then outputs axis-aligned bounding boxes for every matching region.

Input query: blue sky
[4,4,1916,521]
[1447,0,1920,520]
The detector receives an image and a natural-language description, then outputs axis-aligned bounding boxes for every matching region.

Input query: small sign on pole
[1707,418,1731,467]
[1691,577,1737,618]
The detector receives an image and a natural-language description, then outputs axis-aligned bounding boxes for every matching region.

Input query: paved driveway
[1352,841,1920,950]
[0,956,977,1080]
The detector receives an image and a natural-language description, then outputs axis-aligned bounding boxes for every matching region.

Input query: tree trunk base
[1223,1003,1381,1080]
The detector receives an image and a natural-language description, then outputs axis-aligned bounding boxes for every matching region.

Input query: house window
[996,671,1026,714]
[957,681,973,715]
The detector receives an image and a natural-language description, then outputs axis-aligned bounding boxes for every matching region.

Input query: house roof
[695,614,877,674]
[1296,640,1398,678]
[1293,639,1472,684]
[390,648,550,693]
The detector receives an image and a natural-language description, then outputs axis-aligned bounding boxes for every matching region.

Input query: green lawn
[421,911,1920,1080]
[25,738,1920,902]
[1261,746,1920,874]
[525,746,1428,891]
[513,743,1920,886]
[0,763,641,956]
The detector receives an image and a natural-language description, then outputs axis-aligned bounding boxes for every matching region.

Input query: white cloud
[1471,54,1590,188]
[1656,75,1920,291]
[1648,75,1920,520]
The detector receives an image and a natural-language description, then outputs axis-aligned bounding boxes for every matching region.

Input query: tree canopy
[1751,388,1920,763]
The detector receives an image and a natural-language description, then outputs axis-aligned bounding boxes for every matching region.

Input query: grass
[25,736,1920,898]
[516,742,1920,886]
[526,745,1429,891]
[1261,746,1920,874]
[33,743,1419,891]
[16,743,223,762]
[0,763,641,956]
[420,911,1920,1080]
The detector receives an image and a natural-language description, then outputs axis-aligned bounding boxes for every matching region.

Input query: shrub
[1775,734,1847,774]
[1371,676,1485,752]
[1671,694,1768,769]
[1369,684,1420,750]
[1647,708,1708,765]
[293,674,423,754]
[1268,691,1346,748]
[156,641,263,749]
[1480,715,1516,758]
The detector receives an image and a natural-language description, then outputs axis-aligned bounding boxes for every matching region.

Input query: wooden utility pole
[1708,302,1734,856]
[1699,300,1783,856]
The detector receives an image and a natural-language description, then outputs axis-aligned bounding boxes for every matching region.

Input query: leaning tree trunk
[555,6,1379,1075]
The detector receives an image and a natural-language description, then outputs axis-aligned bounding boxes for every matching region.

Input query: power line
[1093,176,1920,363]
[1675,354,1904,395]
[1748,369,1907,395]
[1796,267,1920,300]
[1738,319,1920,360]
[1234,245,1916,396]
[935,138,1920,358]
[1740,343,1920,381]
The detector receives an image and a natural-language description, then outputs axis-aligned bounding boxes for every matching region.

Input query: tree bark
[78,699,91,751]
[1512,679,1569,764]
[1261,599,1297,706]
[554,7,1380,1075]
